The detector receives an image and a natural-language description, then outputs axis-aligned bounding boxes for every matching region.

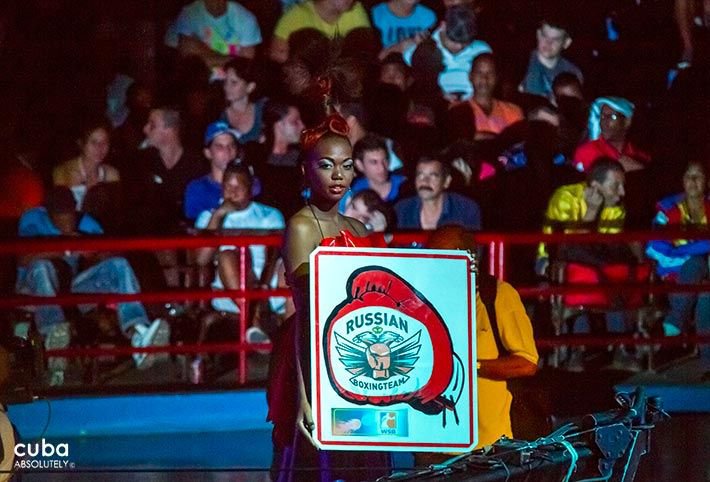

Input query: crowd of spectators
[1,0,709,382]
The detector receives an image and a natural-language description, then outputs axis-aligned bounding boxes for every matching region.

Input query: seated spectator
[552,71,584,105]
[425,225,538,450]
[519,16,583,100]
[52,119,120,211]
[395,155,481,230]
[194,163,287,344]
[646,160,710,347]
[378,53,412,93]
[124,107,205,286]
[218,58,266,145]
[126,107,205,234]
[350,134,407,203]
[447,53,523,142]
[343,189,395,232]
[372,0,436,57]
[164,0,262,68]
[573,97,651,173]
[338,101,405,172]
[402,5,491,102]
[270,0,372,63]
[537,158,649,341]
[184,121,243,221]
[537,157,628,273]
[113,82,155,164]
[248,100,306,219]
[552,73,587,162]
[15,187,170,385]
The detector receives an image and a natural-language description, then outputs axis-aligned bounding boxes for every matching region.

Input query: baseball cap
[204,121,240,147]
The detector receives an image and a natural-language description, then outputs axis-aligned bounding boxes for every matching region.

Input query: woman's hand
[296,397,317,447]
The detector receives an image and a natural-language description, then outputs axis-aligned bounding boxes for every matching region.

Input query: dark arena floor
[5,349,709,481]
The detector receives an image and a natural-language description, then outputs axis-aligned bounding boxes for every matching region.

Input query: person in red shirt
[573,96,651,173]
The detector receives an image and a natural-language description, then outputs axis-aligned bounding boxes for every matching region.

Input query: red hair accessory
[300,113,350,152]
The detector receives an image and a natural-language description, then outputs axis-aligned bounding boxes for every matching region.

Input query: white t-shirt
[403,28,492,99]
[164,0,262,55]
[195,201,285,313]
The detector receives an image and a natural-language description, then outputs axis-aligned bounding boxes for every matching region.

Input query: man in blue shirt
[16,187,170,385]
[395,155,481,230]
[184,120,260,220]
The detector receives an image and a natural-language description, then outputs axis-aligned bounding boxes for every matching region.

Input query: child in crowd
[402,5,492,102]
[520,17,583,99]
[194,163,287,345]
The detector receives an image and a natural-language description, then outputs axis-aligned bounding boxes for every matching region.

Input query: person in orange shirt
[468,53,524,140]
[446,53,523,142]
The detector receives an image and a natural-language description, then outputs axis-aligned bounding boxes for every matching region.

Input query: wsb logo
[14,439,68,457]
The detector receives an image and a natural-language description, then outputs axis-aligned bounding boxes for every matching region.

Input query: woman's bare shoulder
[287,208,316,229]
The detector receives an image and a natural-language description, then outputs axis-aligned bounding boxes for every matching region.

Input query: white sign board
[310,247,477,452]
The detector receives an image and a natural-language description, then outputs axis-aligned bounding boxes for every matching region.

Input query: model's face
[204,133,238,171]
[415,160,451,201]
[536,24,569,60]
[683,163,707,200]
[222,172,252,210]
[303,135,355,203]
[277,107,305,145]
[593,169,626,206]
[224,69,253,103]
[356,149,389,184]
[471,57,496,98]
[379,64,408,91]
[81,128,110,165]
[600,104,630,142]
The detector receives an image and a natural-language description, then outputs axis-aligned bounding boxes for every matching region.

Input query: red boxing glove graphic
[323,267,459,421]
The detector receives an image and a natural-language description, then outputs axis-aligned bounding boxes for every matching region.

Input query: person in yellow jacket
[536,157,627,277]
[537,158,648,370]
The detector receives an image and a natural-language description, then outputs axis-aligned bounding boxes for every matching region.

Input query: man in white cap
[573,96,651,173]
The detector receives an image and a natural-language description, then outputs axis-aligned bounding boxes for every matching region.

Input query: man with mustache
[394,155,481,230]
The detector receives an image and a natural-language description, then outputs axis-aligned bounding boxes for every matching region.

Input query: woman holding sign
[267,75,390,481]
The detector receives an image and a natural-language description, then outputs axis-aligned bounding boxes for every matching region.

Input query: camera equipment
[376,387,666,482]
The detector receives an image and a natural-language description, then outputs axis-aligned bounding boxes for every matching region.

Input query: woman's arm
[283,215,318,278]
[283,215,321,446]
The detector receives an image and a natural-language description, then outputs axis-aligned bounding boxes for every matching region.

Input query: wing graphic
[334,332,369,376]
[390,330,422,376]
